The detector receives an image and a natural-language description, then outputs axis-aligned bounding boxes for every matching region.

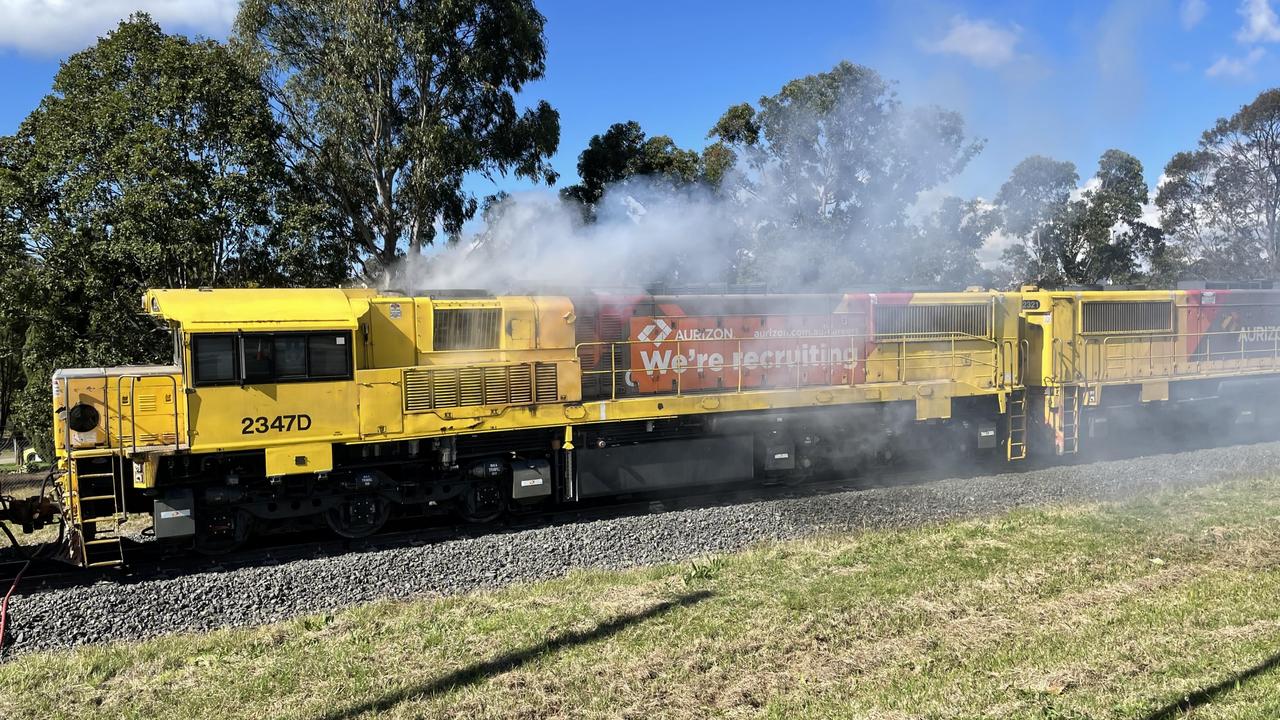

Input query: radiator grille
[576,313,599,370]
[1081,301,1172,334]
[404,364,536,411]
[535,362,559,403]
[873,303,990,340]
[599,314,624,340]
[433,308,501,351]
[575,313,597,345]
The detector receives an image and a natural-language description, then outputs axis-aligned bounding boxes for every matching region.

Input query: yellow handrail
[575,330,1008,400]
[1079,329,1280,383]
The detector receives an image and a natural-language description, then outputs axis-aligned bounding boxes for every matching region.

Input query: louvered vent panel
[459,368,484,406]
[482,367,508,405]
[404,369,433,410]
[575,314,597,344]
[873,303,990,340]
[433,308,501,350]
[535,363,559,403]
[509,365,534,403]
[431,368,459,408]
[405,364,540,411]
[577,314,599,370]
[136,394,157,412]
[135,432,175,445]
[1081,301,1172,334]
[599,314,624,340]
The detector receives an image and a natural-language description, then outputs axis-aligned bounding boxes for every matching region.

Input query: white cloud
[0,0,237,56]
[927,16,1021,68]
[1237,0,1280,42]
[978,227,1017,268]
[1139,198,1162,229]
[1206,46,1267,76]
[1069,176,1102,203]
[1181,0,1209,29]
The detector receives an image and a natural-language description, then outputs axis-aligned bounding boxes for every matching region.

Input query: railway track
[0,427,1263,600]
[6,437,1277,659]
[0,454,989,596]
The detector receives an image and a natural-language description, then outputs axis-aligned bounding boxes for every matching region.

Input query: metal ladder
[1007,388,1028,461]
[1060,385,1081,455]
[75,457,126,568]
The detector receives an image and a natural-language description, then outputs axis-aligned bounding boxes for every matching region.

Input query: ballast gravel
[6,441,1280,657]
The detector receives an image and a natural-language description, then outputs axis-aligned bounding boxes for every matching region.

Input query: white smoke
[393,69,987,295]
[395,180,746,293]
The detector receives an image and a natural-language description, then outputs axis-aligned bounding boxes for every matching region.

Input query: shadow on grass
[1138,647,1280,720]
[312,589,714,720]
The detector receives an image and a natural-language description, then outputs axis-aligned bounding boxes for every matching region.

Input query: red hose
[0,559,30,654]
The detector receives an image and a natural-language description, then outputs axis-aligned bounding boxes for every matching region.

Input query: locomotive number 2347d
[240,414,313,434]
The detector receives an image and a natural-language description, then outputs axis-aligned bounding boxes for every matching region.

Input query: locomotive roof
[143,288,375,330]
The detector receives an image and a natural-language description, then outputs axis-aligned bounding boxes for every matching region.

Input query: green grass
[5,479,1280,719]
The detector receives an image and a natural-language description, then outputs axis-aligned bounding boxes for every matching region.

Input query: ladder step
[84,538,121,546]
[81,516,122,524]
[77,472,116,479]
[79,494,117,502]
[86,559,123,568]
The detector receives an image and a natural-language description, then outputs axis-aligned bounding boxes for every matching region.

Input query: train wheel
[326,495,391,539]
[460,481,504,524]
[194,507,253,555]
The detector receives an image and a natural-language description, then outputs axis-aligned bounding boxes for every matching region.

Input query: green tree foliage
[1157,88,1280,280]
[0,15,343,455]
[997,151,1163,287]
[236,0,561,277]
[898,197,998,287]
[1061,150,1165,285]
[994,155,1079,286]
[709,62,983,288]
[0,150,28,443]
[560,121,722,218]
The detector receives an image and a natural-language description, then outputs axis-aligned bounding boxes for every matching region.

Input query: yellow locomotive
[36,284,1280,566]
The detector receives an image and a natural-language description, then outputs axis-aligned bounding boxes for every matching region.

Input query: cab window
[307,335,350,378]
[242,335,275,383]
[275,336,308,378]
[193,335,237,385]
[191,332,353,386]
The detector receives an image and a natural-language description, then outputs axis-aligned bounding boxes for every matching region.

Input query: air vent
[1081,301,1172,334]
[873,303,990,340]
[404,364,536,411]
[575,313,597,344]
[535,363,559,403]
[433,308,501,351]
[599,314,624,340]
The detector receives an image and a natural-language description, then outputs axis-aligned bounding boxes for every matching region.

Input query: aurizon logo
[636,318,673,344]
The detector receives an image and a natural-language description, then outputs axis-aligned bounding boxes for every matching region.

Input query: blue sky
[0,0,1277,208]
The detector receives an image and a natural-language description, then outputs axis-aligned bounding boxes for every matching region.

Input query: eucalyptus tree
[1,15,339,454]
[236,0,562,277]
[1158,88,1280,280]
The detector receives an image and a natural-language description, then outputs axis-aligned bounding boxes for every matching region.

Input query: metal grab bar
[115,374,183,455]
[1081,329,1280,383]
